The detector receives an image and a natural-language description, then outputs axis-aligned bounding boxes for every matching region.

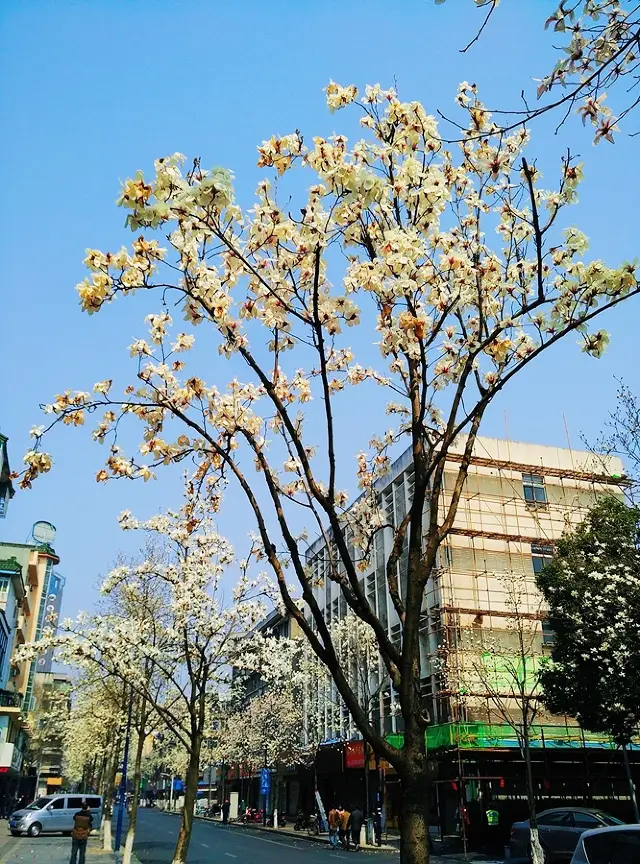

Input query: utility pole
[114,687,134,851]
[262,746,268,826]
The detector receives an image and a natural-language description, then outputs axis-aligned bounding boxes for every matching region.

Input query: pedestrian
[69,801,93,864]
[328,804,340,848]
[372,807,382,846]
[222,798,230,825]
[338,805,350,849]
[348,805,364,851]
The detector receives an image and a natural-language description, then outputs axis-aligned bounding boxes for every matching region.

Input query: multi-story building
[31,671,72,796]
[0,530,64,799]
[305,436,631,843]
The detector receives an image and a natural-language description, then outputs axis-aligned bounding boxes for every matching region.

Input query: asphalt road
[134,809,401,864]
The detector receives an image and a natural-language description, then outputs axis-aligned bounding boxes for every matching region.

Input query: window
[537,811,573,826]
[27,797,52,811]
[573,812,602,828]
[67,797,84,810]
[87,797,101,809]
[531,543,553,576]
[0,490,6,519]
[522,473,547,505]
[0,578,9,595]
[583,829,640,863]
[542,620,555,647]
[50,798,65,810]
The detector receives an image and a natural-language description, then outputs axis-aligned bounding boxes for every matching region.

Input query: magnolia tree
[454,573,547,863]
[449,1,640,145]
[537,497,640,822]
[60,675,128,850]
[21,81,640,863]
[18,492,270,864]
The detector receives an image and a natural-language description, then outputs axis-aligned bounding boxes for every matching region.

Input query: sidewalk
[0,835,114,864]
[186,812,505,860]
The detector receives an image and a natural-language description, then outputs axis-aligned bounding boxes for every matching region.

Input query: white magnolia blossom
[18,75,640,864]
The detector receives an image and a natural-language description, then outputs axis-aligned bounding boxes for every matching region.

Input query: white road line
[224,854,237,858]
[243,835,303,848]
[201,842,209,847]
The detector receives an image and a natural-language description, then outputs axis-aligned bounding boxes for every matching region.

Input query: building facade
[0,536,64,800]
[304,436,631,847]
[31,671,72,796]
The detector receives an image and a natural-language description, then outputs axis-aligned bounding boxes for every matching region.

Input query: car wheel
[27,823,42,838]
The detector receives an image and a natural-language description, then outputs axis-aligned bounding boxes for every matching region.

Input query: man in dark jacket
[347,805,364,851]
[69,801,93,864]
[222,799,230,825]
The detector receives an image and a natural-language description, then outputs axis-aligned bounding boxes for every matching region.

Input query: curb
[156,809,398,853]
[199,815,399,853]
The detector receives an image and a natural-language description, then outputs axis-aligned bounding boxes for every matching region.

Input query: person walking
[372,807,383,846]
[69,801,93,864]
[222,799,230,825]
[328,805,340,848]
[338,805,350,849]
[348,805,364,851]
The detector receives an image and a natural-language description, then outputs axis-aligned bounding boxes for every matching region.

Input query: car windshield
[26,797,52,811]
[598,813,625,825]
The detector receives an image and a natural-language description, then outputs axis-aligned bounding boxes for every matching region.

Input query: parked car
[570,823,640,863]
[510,808,624,862]
[9,794,103,838]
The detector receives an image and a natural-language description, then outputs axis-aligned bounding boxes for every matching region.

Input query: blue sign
[172,778,184,793]
[260,768,271,796]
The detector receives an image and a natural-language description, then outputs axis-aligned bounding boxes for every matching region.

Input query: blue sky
[1,0,638,621]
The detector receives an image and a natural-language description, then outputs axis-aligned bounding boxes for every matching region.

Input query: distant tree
[537,497,640,821]
[598,381,640,498]
[17,488,269,864]
[455,573,547,864]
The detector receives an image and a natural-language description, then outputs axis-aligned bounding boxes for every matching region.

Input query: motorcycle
[294,811,319,835]
[267,812,287,828]
[241,807,265,824]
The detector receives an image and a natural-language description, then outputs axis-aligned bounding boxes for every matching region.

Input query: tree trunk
[123,701,147,864]
[397,730,430,864]
[171,734,202,864]
[523,729,544,864]
[101,740,121,852]
[273,764,280,826]
[622,745,640,823]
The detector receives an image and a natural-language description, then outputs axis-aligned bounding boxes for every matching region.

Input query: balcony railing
[0,689,22,708]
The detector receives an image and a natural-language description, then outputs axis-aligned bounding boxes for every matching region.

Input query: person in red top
[69,801,93,864]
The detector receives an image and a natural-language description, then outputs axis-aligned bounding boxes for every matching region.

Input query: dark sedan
[510,808,624,862]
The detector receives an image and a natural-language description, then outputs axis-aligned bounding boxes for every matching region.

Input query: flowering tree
[537,497,640,821]
[455,573,547,863]
[17,492,269,864]
[20,80,640,863]
[61,675,127,850]
[449,1,640,145]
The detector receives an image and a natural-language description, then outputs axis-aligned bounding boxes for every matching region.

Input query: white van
[9,794,103,837]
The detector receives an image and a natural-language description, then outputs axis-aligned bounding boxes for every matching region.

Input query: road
[134,809,401,864]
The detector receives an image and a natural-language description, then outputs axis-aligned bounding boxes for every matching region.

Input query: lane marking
[224,854,237,858]
[201,842,209,847]
[245,835,308,848]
